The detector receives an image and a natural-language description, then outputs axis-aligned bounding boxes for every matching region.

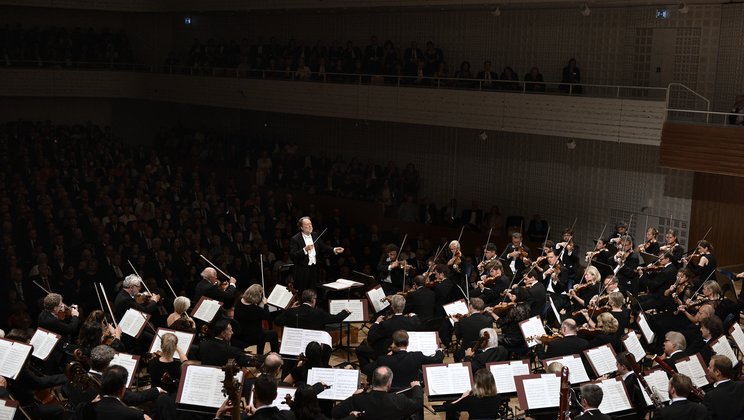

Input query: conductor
[289,216,344,292]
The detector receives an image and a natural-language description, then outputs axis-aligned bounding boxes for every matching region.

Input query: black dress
[445,394,507,420]
[148,358,181,393]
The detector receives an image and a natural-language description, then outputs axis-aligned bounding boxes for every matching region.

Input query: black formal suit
[367,314,422,355]
[654,399,707,419]
[196,337,251,366]
[666,350,688,371]
[248,406,296,420]
[543,335,590,359]
[642,263,677,294]
[404,286,435,322]
[288,231,336,292]
[524,282,547,318]
[469,346,509,373]
[614,251,640,294]
[622,372,649,419]
[331,386,423,420]
[192,278,237,308]
[94,396,146,420]
[454,313,493,349]
[365,350,444,390]
[377,254,406,293]
[575,408,611,420]
[704,380,744,420]
[113,289,159,322]
[38,309,80,342]
[501,244,530,277]
[273,303,350,331]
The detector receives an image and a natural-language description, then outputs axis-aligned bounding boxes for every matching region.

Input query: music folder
[148,328,196,360]
[541,354,590,384]
[406,331,440,356]
[279,327,333,356]
[442,299,469,326]
[593,377,633,414]
[519,315,545,348]
[322,279,364,291]
[709,335,738,366]
[673,353,711,389]
[119,308,150,338]
[583,344,618,377]
[328,299,368,323]
[0,398,18,419]
[637,311,655,344]
[515,373,561,411]
[306,368,360,400]
[176,364,244,413]
[249,386,296,410]
[267,284,295,310]
[640,369,671,406]
[190,296,223,323]
[487,359,530,394]
[622,332,646,363]
[0,338,33,380]
[728,323,744,356]
[365,285,390,313]
[30,327,61,361]
[422,363,474,401]
[110,352,140,388]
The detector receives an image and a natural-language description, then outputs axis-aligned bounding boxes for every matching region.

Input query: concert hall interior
[1,0,744,419]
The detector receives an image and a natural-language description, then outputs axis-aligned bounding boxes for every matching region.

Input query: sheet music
[622,332,646,363]
[249,386,296,410]
[519,316,545,348]
[323,279,363,290]
[110,353,138,388]
[637,312,655,344]
[596,378,633,413]
[521,374,561,409]
[267,284,294,309]
[674,355,710,388]
[729,323,744,355]
[710,337,738,366]
[489,361,530,394]
[546,355,589,384]
[306,368,359,400]
[407,331,439,356]
[640,370,670,405]
[178,365,243,408]
[279,327,333,356]
[366,286,389,313]
[585,345,617,376]
[30,328,60,360]
[0,399,17,420]
[424,363,473,396]
[192,297,222,322]
[119,308,149,338]
[329,300,365,322]
[0,339,32,380]
[443,299,469,326]
[149,329,195,359]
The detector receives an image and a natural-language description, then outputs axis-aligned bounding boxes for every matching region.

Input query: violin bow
[260,254,266,299]
[586,223,608,270]
[199,253,232,280]
[556,217,577,260]
[97,283,119,329]
[128,259,153,295]
[397,233,409,292]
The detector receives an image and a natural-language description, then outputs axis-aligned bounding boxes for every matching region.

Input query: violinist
[362,330,443,391]
[683,240,717,285]
[377,244,410,294]
[147,332,187,393]
[542,250,569,320]
[586,238,614,279]
[583,312,621,352]
[660,229,685,268]
[677,280,723,324]
[493,291,531,353]
[665,268,694,306]
[510,271,546,318]
[501,232,530,278]
[166,296,196,330]
[444,368,508,420]
[568,266,602,313]
[431,264,457,314]
[357,295,421,369]
[607,221,631,249]
[38,293,80,345]
[234,284,279,354]
[193,267,236,308]
[471,262,508,305]
[447,239,463,276]
[555,228,580,283]
[463,328,508,373]
[638,227,661,258]
[113,274,161,321]
[538,319,590,359]
[612,235,640,294]
[476,243,498,276]
[454,298,495,361]
[403,275,435,322]
[637,252,678,311]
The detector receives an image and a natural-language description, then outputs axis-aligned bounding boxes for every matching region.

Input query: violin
[465,331,490,360]
[537,333,564,345]
[577,326,602,338]
[135,292,153,305]
[487,302,515,316]
[571,281,594,295]
[638,261,663,274]
[638,238,656,253]
[515,246,529,260]
[57,304,79,320]
[450,250,462,273]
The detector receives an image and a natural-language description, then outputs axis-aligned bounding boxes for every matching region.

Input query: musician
[555,229,579,283]
[193,267,236,308]
[584,312,621,352]
[196,318,252,366]
[377,244,408,294]
[612,235,640,294]
[237,375,294,420]
[654,373,707,419]
[704,355,744,420]
[509,271,546,318]
[454,298,494,358]
[586,238,614,279]
[331,366,423,420]
[501,232,530,278]
[677,280,722,324]
[464,328,508,373]
[615,352,649,419]
[637,252,678,311]
[234,284,279,354]
[283,341,328,386]
[660,331,688,369]
[357,295,421,368]
[493,295,531,352]
[638,227,661,258]
[362,329,444,391]
[444,368,507,420]
[588,291,629,342]
[697,315,724,364]
[568,266,602,313]
[147,332,186,394]
[273,289,350,331]
[403,275,435,322]
[542,250,569,321]
[446,240,464,287]
[113,275,161,321]
[660,229,686,268]
[38,292,80,344]
[575,384,612,420]
[95,365,152,420]
[476,243,499,278]
[165,296,195,330]
[471,262,509,305]
[683,240,717,285]
[432,264,457,313]
[608,221,631,247]
[289,217,344,292]
[539,319,590,359]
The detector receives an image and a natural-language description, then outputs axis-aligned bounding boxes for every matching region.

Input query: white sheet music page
[522,374,561,409]
[30,328,60,360]
[710,336,738,366]
[249,387,296,410]
[279,327,332,356]
[640,370,670,405]
[425,363,472,396]
[547,355,589,384]
[149,329,195,359]
[596,378,632,413]
[637,312,655,344]
[267,285,294,309]
[329,300,365,322]
[519,316,546,348]
[407,331,439,356]
[622,332,646,363]
[307,368,359,400]
[489,361,530,394]
[192,297,222,322]
[443,299,469,326]
[0,339,32,380]
[119,308,148,337]
[674,356,710,388]
[110,353,138,388]
[585,345,617,376]
[0,399,17,420]
[366,286,389,313]
[730,323,744,354]
[323,279,363,290]
[179,365,243,408]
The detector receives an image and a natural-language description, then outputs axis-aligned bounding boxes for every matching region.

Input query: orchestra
[2,216,741,420]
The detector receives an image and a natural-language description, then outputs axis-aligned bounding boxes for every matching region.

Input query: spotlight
[491,7,501,17]
[580,4,591,16]
[479,131,488,141]
[678,2,689,13]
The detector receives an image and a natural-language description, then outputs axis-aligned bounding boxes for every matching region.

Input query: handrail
[666,108,744,127]
[666,82,711,123]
